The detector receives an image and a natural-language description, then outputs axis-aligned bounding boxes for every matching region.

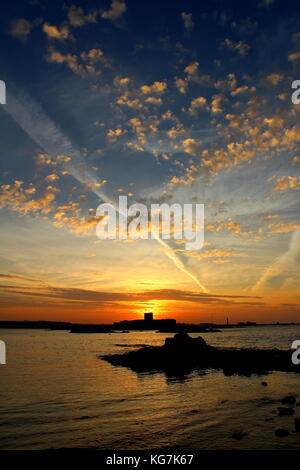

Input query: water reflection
[0,327,300,450]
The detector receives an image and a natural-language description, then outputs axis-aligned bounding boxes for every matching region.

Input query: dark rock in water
[275,428,291,437]
[231,431,248,440]
[294,418,300,433]
[101,332,300,377]
[191,409,200,413]
[164,332,208,350]
[261,381,268,386]
[277,407,295,416]
[281,395,296,405]
[275,428,290,437]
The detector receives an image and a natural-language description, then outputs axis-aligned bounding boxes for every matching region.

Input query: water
[1,326,300,450]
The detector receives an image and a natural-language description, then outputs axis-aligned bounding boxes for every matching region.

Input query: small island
[102,331,300,377]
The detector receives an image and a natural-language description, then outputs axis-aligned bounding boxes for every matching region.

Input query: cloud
[0,179,106,236]
[267,222,300,233]
[188,96,207,115]
[45,173,59,183]
[0,180,58,215]
[175,78,188,94]
[0,274,40,282]
[184,62,209,84]
[116,82,166,111]
[273,176,300,191]
[39,7,99,43]
[265,73,283,86]
[230,85,255,97]
[43,23,70,40]
[46,47,106,77]
[67,5,98,27]
[211,94,223,113]
[10,18,31,41]
[222,38,250,56]
[107,128,127,143]
[231,17,257,33]
[259,0,274,7]
[53,211,103,235]
[36,153,71,166]
[174,62,210,95]
[101,0,126,22]
[0,284,262,307]
[206,218,257,237]
[215,73,237,91]
[182,138,202,156]
[181,12,194,33]
[140,81,167,95]
[183,248,247,263]
[46,48,84,75]
[288,51,300,62]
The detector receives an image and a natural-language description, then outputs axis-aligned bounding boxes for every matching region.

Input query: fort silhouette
[112,312,177,331]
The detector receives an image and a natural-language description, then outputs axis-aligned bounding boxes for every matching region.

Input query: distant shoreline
[0,320,299,333]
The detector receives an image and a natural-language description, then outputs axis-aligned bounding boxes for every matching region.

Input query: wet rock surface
[231,431,248,440]
[294,417,300,432]
[281,395,296,405]
[275,428,290,437]
[277,407,295,416]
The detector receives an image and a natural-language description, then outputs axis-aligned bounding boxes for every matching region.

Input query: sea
[1,325,300,450]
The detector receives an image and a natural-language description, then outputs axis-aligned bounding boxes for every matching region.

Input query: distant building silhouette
[144,312,153,321]
[113,313,176,331]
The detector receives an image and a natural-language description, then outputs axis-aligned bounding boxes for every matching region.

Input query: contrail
[252,228,300,293]
[4,89,110,203]
[4,88,208,292]
[155,237,208,292]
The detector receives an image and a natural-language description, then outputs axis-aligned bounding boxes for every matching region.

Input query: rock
[294,417,300,433]
[277,407,295,416]
[281,395,296,405]
[191,409,200,413]
[261,381,268,386]
[101,332,300,376]
[275,428,290,437]
[231,431,248,440]
[164,331,208,350]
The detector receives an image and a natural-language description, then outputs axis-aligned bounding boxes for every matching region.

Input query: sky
[0,0,299,324]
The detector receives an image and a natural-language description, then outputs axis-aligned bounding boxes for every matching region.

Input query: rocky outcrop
[102,332,300,376]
